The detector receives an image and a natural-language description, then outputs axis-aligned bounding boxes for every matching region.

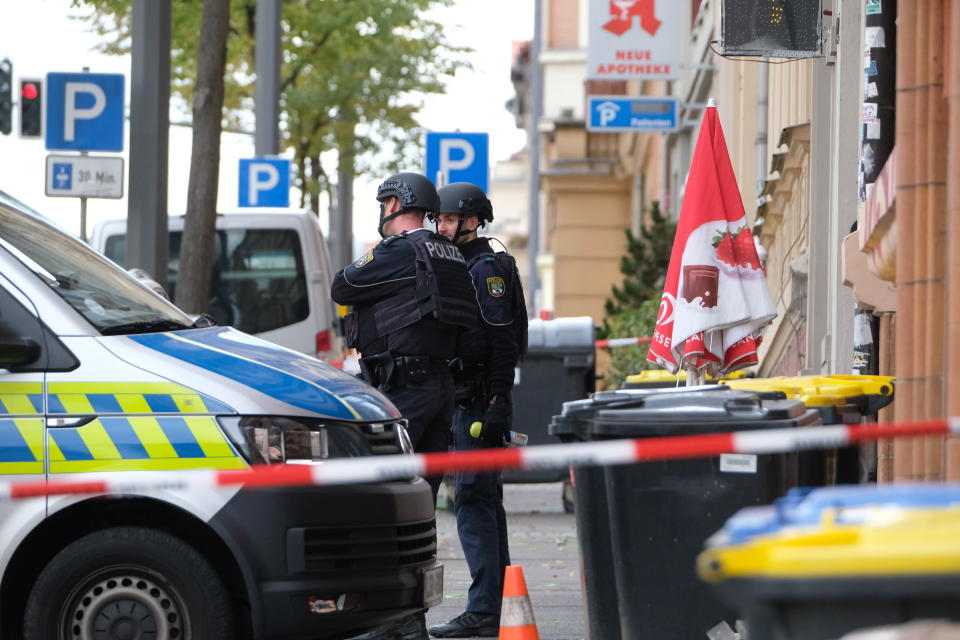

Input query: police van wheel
[23,526,234,640]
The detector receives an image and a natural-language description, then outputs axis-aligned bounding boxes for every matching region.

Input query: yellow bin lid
[699,505,960,583]
[725,375,895,407]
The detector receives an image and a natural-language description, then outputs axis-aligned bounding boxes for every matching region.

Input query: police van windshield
[0,195,194,334]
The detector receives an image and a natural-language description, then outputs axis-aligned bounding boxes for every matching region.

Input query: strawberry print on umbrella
[647,102,776,376]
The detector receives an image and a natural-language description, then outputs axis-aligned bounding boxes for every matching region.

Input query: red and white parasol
[647,101,776,381]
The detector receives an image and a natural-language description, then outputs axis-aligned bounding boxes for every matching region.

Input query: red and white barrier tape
[595,337,653,348]
[3,417,957,500]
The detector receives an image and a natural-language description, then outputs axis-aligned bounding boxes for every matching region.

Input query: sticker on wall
[865,26,886,48]
[866,120,882,140]
[866,60,879,77]
[863,103,878,123]
[866,0,882,15]
[865,81,879,99]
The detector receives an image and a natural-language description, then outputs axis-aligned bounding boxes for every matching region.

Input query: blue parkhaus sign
[46,72,125,152]
[586,96,680,132]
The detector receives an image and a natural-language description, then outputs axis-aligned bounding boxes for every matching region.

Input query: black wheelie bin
[591,389,820,639]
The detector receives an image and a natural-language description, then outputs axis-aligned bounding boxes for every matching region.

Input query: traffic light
[19,79,41,138]
[722,0,821,58]
[0,59,11,136]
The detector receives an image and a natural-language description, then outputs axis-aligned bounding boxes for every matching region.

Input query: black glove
[481,397,511,446]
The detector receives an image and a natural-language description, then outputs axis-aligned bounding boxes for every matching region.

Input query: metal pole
[255,0,281,156]
[526,0,543,316]
[79,148,88,242]
[334,149,354,267]
[80,197,87,242]
[128,0,171,288]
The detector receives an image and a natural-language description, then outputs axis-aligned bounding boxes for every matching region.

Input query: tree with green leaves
[604,200,676,318]
[601,200,676,388]
[76,0,467,308]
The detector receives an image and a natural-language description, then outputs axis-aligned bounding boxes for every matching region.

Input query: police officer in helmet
[427,182,527,638]
[332,172,478,640]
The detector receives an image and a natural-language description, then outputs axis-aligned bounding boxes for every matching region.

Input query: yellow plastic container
[622,368,754,388]
[725,375,894,413]
[698,485,960,640]
[700,505,960,583]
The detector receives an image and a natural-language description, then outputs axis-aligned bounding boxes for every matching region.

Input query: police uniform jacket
[458,237,520,398]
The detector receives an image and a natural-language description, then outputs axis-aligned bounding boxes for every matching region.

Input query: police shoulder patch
[354,250,375,268]
[486,276,505,297]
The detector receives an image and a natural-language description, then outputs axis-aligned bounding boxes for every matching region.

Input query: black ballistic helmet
[436,182,494,224]
[376,172,441,213]
[375,172,441,238]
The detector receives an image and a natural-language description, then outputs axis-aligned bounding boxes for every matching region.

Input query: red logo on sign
[603,0,662,37]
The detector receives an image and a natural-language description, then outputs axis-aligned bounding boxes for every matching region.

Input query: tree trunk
[175,0,230,314]
[310,154,322,216]
[297,152,307,208]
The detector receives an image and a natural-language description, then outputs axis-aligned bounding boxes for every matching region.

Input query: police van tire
[23,526,234,640]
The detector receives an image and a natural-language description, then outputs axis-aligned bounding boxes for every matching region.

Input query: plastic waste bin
[699,484,960,640]
[725,375,895,484]
[621,368,754,389]
[509,316,595,482]
[549,385,719,640]
[592,389,820,640]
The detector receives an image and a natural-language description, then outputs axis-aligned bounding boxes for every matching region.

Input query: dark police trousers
[452,395,510,615]
[387,367,455,503]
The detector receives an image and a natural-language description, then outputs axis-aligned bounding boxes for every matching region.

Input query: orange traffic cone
[499,565,540,640]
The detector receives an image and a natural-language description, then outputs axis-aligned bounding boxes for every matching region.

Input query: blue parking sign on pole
[425,132,489,191]
[46,72,125,151]
[239,158,290,207]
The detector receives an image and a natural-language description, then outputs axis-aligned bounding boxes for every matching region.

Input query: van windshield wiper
[100,319,193,336]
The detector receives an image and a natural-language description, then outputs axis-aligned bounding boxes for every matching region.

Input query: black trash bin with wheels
[549,386,720,640]
[591,389,820,640]
[509,317,596,483]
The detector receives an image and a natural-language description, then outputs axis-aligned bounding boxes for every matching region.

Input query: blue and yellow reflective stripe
[48,415,247,474]
[0,382,234,416]
[0,383,43,416]
[0,418,44,474]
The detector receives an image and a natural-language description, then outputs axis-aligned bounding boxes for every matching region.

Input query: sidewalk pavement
[427,482,585,640]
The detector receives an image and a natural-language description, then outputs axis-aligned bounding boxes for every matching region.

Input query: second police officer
[331,172,478,640]
[427,182,528,638]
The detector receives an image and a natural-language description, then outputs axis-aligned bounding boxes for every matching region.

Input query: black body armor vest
[348,230,478,358]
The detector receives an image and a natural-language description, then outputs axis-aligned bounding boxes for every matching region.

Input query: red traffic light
[21,82,38,101]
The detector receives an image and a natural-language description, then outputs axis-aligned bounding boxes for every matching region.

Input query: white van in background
[90,211,346,364]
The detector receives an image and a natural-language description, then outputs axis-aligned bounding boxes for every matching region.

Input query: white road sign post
[587,0,682,80]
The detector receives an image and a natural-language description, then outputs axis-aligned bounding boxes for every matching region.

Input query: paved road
[427,482,585,640]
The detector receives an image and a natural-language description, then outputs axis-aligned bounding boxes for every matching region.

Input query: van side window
[0,286,78,372]
[105,229,310,335]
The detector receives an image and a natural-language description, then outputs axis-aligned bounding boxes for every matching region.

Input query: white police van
[89,211,346,364]
[0,190,440,639]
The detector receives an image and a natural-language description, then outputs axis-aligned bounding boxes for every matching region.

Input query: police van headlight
[219,416,374,464]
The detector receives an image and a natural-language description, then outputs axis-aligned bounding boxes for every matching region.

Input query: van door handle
[46,416,96,428]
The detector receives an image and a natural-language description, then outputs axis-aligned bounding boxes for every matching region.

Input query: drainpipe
[526,0,543,316]
[756,62,769,202]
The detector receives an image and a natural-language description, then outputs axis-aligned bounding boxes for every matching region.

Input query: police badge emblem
[486,276,505,297]
[354,250,374,268]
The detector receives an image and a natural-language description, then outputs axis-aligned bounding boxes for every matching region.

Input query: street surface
[428,482,584,640]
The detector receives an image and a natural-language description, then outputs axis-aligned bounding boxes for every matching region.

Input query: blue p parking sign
[425,132,489,192]
[238,158,291,207]
[46,73,125,151]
